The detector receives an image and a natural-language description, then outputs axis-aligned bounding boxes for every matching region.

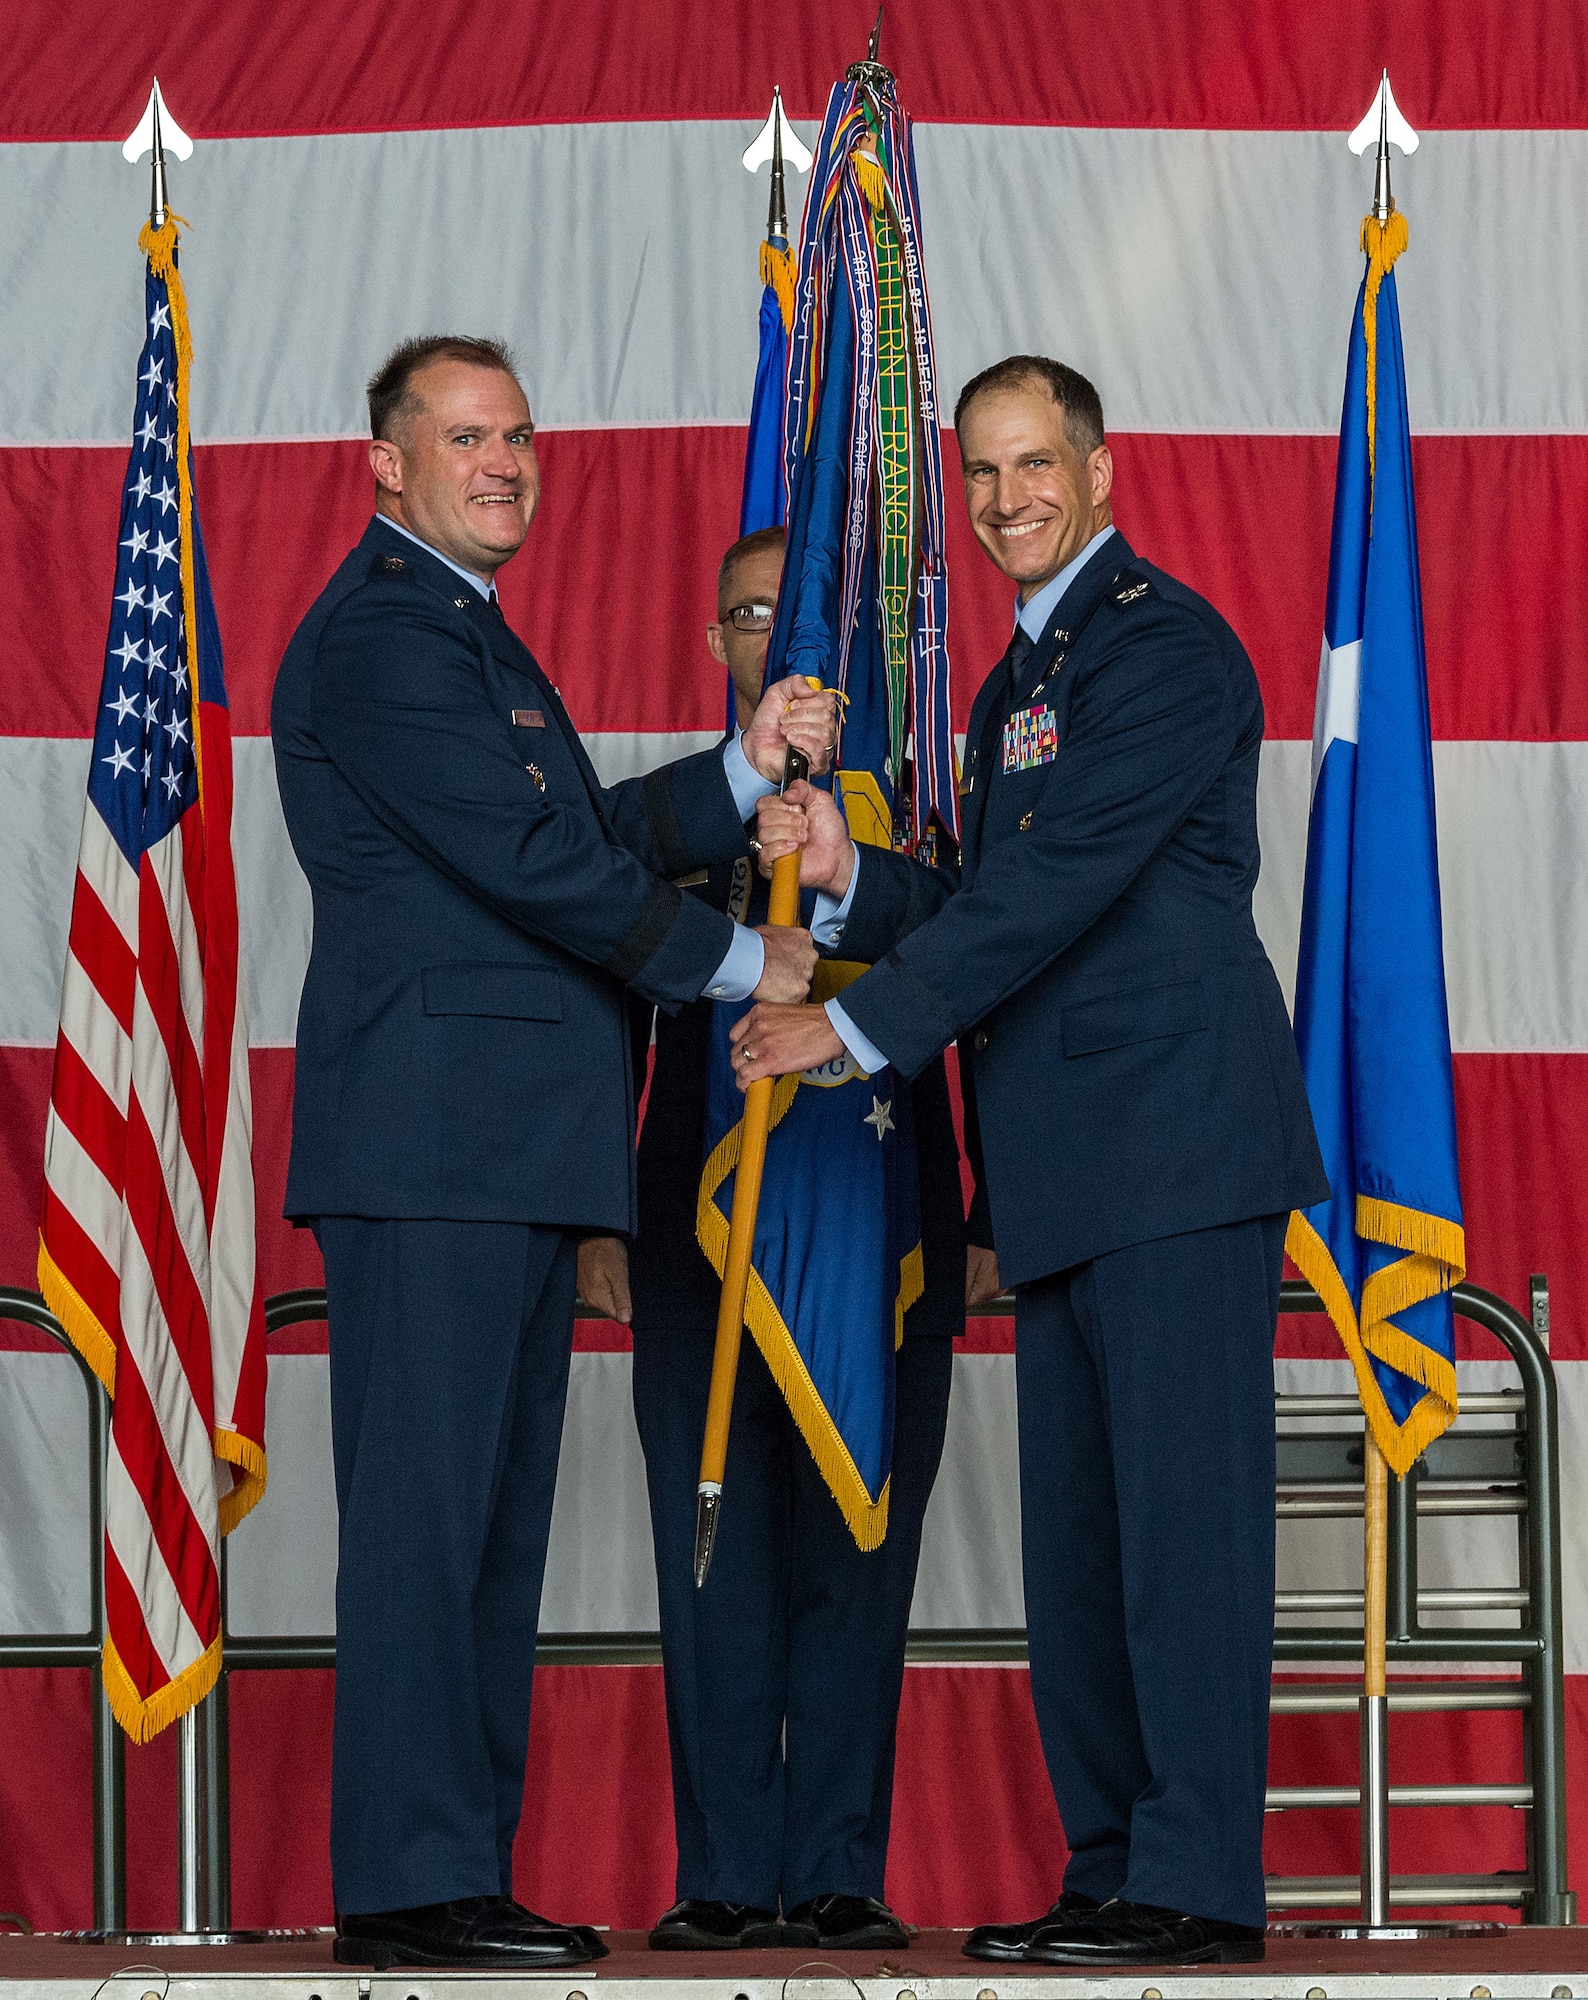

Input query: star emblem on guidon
[863,1095,895,1142]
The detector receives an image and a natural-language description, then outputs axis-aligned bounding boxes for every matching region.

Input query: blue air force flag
[1288,211,1463,1476]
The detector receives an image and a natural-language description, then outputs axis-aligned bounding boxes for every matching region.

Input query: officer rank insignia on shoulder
[1112,570,1152,606]
[1002,703,1060,774]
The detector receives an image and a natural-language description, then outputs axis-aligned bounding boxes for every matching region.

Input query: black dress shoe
[963,1890,1102,1960]
[1009,1899,1266,1966]
[334,1895,608,1968]
[784,1894,912,1950]
[648,1899,787,1949]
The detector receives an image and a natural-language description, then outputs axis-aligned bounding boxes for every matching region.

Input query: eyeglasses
[724,600,777,633]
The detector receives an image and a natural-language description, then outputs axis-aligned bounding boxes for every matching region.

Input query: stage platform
[3,1929,1588,2000]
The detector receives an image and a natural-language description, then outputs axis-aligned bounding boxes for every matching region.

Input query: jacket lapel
[1015,531,1137,701]
[476,611,616,827]
[961,533,1140,876]
[959,635,1021,877]
[365,519,617,828]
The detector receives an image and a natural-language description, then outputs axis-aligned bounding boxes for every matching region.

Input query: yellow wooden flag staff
[694,735,810,1586]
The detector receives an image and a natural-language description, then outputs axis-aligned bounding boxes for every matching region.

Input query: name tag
[512,708,546,728]
[1002,703,1060,774]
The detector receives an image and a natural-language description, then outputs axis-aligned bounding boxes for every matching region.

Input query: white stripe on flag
[3,126,1584,445]
[127,983,213,1321]
[104,1437,210,1681]
[145,829,207,1068]
[57,949,132,1115]
[76,800,141,952]
[40,1102,124,1267]
[115,1225,222,1561]
[207,993,259,1433]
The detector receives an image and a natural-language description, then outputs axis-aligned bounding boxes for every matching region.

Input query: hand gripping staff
[693,730,811,1586]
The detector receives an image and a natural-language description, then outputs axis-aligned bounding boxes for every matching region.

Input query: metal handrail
[0,1287,124,1929]
[1265,1276,1571,1921]
[2,1275,1570,1927]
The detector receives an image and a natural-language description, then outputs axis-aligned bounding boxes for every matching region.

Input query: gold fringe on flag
[760,238,798,335]
[103,1629,222,1744]
[852,146,889,213]
[695,1070,918,1549]
[1286,1197,1461,1478]
[38,1233,117,1395]
[216,1425,268,1533]
[1359,207,1409,487]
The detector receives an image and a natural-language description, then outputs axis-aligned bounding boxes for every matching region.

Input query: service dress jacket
[271,519,754,1232]
[836,532,1330,1288]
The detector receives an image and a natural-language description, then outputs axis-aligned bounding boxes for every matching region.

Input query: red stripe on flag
[9,1042,1588,1360]
[37,1172,122,1342]
[106,1324,221,1644]
[5,433,1586,745]
[64,873,136,1034]
[102,1536,169,1701]
[2,0,1579,138]
[122,1088,215,1419]
[195,709,241,1221]
[47,1033,125,1194]
[133,858,208,1173]
[3,1045,323,1305]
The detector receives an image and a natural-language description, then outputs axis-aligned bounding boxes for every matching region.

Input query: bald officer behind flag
[732,356,1327,1968]
[270,335,836,1972]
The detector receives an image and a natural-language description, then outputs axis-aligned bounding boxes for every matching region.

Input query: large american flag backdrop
[1,0,1585,1931]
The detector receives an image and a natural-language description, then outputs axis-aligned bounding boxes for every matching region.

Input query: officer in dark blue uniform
[270,336,837,1971]
[576,525,983,1951]
[731,357,1329,1967]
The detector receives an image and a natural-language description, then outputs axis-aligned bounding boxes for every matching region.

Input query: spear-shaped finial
[743,84,814,244]
[1347,70,1419,223]
[769,96,787,244]
[123,78,195,230]
[846,4,894,90]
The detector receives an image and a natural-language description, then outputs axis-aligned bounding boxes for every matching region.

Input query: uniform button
[830,924,844,942]
[972,1028,989,1052]
[707,986,726,998]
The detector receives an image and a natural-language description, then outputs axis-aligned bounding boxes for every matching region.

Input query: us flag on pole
[38,215,267,1741]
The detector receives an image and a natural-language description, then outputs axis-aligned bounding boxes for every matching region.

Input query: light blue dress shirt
[379,512,496,594]
[372,514,773,1001]
[822,525,1117,1072]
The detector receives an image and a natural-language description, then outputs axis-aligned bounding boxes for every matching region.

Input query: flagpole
[1278,74,1495,1940]
[694,748,809,1587]
[1360,1431,1390,1924]
[1352,80,1400,1926]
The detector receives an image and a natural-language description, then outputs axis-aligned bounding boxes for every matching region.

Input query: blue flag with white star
[1287,209,1462,1476]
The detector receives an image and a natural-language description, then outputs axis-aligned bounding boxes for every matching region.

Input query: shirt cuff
[811,843,862,948]
[825,996,890,1077]
[723,731,777,822]
[702,923,765,1003]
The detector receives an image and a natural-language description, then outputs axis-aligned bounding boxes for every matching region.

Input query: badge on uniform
[511,708,545,728]
[1002,703,1060,774]
[524,763,546,791]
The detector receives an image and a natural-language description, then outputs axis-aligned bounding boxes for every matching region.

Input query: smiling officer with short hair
[270,335,836,1970]
[731,355,1328,1967]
